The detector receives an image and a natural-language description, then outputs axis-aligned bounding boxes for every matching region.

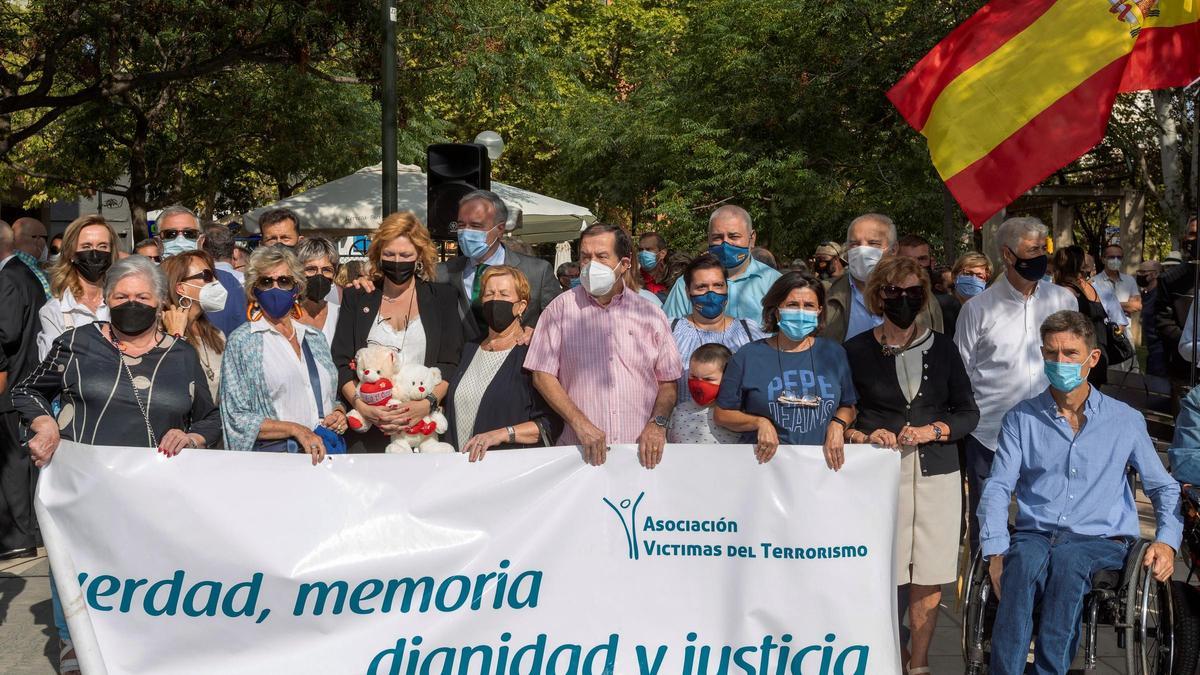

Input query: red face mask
[688,377,721,406]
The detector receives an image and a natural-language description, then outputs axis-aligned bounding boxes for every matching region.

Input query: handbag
[253,336,346,454]
[1104,320,1135,365]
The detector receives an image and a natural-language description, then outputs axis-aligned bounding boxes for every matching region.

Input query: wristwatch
[652,415,669,428]
[933,425,944,441]
[424,393,439,413]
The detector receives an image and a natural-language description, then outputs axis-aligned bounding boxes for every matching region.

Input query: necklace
[483,326,521,352]
[879,325,918,357]
[195,338,216,382]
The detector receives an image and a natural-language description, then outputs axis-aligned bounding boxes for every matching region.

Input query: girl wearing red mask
[668,343,740,444]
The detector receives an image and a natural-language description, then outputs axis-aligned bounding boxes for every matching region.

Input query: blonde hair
[864,256,931,316]
[480,265,531,304]
[49,215,120,299]
[952,252,992,279]
[367,211,437,283]
[243,246,306,303]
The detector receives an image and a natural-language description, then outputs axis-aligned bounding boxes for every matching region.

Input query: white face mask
[580,260,621,297]
[846,245,884,282]
[185,281,229,313]
[1105,257,1122,272]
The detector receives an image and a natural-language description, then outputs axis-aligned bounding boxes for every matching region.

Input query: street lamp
[474,131,505,161]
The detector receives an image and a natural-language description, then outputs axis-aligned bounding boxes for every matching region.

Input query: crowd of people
[0,194,1196,675]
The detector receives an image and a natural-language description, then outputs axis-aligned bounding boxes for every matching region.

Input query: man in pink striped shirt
[526,224,682,469]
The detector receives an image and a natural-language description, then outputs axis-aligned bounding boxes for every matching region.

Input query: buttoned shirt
[662,257,782,320]
[215,261,245,285]
[845,280,884,341]
[1091,271,1138,304]
[461,245,507,300]
[525,285,682,444]
[954,275,1076,450]
[37,288,110,360]
[979,387,1182,557]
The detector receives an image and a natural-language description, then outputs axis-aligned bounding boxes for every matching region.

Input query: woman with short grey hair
[296,236,342,344]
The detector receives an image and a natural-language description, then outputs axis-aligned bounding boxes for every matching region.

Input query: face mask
[457,226,496,260]
[36,242,47,263]
[1007,248,1048,282]
[955,275,986,298]
[569,277,581,289]
[304,274,333,302]
[690,291,728,320]
[72,249,112,283]
[580,260,620,297]
[481,300,519,333]
[708,242,750,269]
[1105,257,1122,272]
[1135,274,1151,288]
[687,378,721,406]
[846,246,884,282]
[882,296,922,330]
[162,235,198,258]
[1044,359,1086,393]
[192,281,228,313]
[638,251,659,271]
[777,308,820,341]
[110,301,158,336]
[1185,237,1198,260]
[253,287,298,320]
[381,260,416,285]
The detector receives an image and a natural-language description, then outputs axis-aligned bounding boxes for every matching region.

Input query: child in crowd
[669,343,741,444]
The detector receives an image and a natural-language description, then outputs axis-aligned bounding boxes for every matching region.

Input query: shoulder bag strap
[300,336,326,419]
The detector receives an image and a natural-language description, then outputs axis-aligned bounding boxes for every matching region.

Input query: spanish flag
[888,0,1200,226]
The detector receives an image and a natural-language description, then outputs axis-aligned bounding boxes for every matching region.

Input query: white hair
[845,213,897,248]
[158,205,200,229]
[459,189,509,226]
[709,205,753,233]
[996,217,1048,252]
[104,255,168,305]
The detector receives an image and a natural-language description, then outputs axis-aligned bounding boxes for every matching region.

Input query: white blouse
[366,313,427,366]
[255,319,337,427]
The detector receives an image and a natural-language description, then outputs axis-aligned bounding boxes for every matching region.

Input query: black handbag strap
[300,337,325,419]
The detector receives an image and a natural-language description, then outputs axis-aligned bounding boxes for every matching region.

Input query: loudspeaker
[427,143,490,239]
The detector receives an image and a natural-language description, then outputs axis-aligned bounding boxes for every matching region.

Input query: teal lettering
[222,573,262,618]
[351,579,385,615]
[144,570,185,617]
[85,574,119,612]
[636,645,668,675]
[182,579,221,617]
[293,580,348,616]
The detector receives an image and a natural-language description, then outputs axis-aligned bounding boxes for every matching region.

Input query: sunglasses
[255,275,296,291]
[159,229,200,241]
[880,284,926,302]
[181,269,215,284]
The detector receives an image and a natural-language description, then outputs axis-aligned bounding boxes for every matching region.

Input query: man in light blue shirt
[662,206,781,321]
[979,309,1180,675]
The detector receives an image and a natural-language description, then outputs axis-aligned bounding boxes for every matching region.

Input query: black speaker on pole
[426,143,491,239]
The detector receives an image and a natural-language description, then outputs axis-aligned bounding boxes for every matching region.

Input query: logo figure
[603,492,645,560]
[1107,0,1160,37]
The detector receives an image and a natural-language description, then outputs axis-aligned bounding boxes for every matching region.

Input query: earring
[292,300,303,319]
[178,296,193,310]
[247,303,262,322]
[415,261,424,275]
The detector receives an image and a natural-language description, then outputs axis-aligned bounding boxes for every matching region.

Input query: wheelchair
[961,538,1175,674]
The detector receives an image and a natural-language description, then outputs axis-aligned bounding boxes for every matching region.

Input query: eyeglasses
[159,229,200,241]
[880,284,926,302]
[147,256,162,263]
[255,275,296,291]
[181,269,215,284]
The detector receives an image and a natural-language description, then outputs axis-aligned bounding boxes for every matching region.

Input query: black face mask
[882,296,922,330]
[304,274,333,302]
[380,260,416,285]
[1184,237,1198,261]
[110,301,158,336]
[73,249,112,283]
[1007,248,1049,282]
[1136,274,1152,288]
[481,300,519,333]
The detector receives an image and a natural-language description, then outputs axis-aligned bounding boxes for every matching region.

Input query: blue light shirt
[978,386,1182,558]
[663,258,782,321]
[461,245,507,299]
[845,281,884,342]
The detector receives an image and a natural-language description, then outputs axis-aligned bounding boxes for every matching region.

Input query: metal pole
[381,0,397,218]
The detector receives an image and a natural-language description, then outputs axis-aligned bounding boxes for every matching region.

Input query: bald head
[0,221,13,256]
[12,217,47,259]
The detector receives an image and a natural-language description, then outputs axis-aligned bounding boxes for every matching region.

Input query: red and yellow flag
[888,0,1200,226]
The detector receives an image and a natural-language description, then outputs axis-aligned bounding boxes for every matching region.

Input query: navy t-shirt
[716,337,857,445]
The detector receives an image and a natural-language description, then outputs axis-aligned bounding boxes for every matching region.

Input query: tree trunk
[126,111,152,241]
[1153,89,1187,235]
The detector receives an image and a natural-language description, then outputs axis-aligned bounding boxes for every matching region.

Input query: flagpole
[1188,77,1200,387]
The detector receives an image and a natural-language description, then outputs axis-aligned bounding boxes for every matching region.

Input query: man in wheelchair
[978,310,1182,675]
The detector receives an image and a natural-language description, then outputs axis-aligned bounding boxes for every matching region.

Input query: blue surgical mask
[955,275,986,298]
[569,277,581,289]
[162,236,198,258]
[457,226,495,260]
[638,250,659,271]
[690,291,728,320]
[1044,360,1086,393]
[709,242,750,269]
[777,309,820,341]
[253,286,298,320]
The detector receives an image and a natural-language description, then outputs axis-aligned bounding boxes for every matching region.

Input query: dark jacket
[822,272,943,343]
[0,259,47,413]
[435,246,561,338]
[331,280,466,393]
[1154,267,1195,382]
[844,329,979,476]
[444,343,563,451]
[204,267,248,337]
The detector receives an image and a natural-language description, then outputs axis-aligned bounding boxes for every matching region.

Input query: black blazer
[844,330,979,476]
[331,280,466,394]
[435,246,562,337]
[443,343,563,451]
[0,260,47,413]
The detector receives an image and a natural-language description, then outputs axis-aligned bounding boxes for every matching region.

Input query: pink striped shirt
[524,286,682,444]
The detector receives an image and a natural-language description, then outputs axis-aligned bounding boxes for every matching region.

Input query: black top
[844,329,979,476]
[12,324,222,447]
[1064,283,1109,386]
[443,343,563,451]
[935,292,960,341]
[0,260,47,413]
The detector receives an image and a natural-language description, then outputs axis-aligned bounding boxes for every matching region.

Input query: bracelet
[830,417,847,429]
[506,425,516,443]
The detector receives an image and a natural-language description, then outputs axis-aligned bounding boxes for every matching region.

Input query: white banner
[36,442,901,675]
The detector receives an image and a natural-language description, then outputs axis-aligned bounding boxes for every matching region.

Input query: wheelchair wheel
[962,549,992,674]
[1171,581,1200,675]
[1125,540,1175,675]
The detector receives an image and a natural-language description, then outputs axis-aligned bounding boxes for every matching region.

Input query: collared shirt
[979,387,1182,557]
[461,245,507,300]
[662,257,782,320]
[215,261,245,285]
[525,285,682,444]
[37,288,110,360]
[954,275,1076,450]
[13,250,51,299]
[845,280,884,341]
[0,254,13,270]
[1090,274,1130,326]
[1180,299,1199,362]
[1091,271,1138,304]
[253,319,337,428]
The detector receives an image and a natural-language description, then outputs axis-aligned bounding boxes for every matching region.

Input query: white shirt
[38,288,110,359]
[1091,279,1130,326]
[319,301,340,346]
[954,275,1077,450]
[214,261,244,284]
[461,246,507,300]
[1091,271,1135,326]
[637,288,664,309]
[0,254,14,270]
[668,398,740,444]
[254,319,336,427]
[1180,299,1199,363]
[366,314,427,367]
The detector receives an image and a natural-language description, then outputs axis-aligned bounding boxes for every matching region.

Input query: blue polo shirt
[662,258,782,321]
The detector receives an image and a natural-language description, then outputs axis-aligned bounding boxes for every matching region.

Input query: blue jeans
[989,531,1128,675]
[49,569,71,642]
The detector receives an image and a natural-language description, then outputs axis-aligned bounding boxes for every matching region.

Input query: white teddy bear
[385,362,455,454]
